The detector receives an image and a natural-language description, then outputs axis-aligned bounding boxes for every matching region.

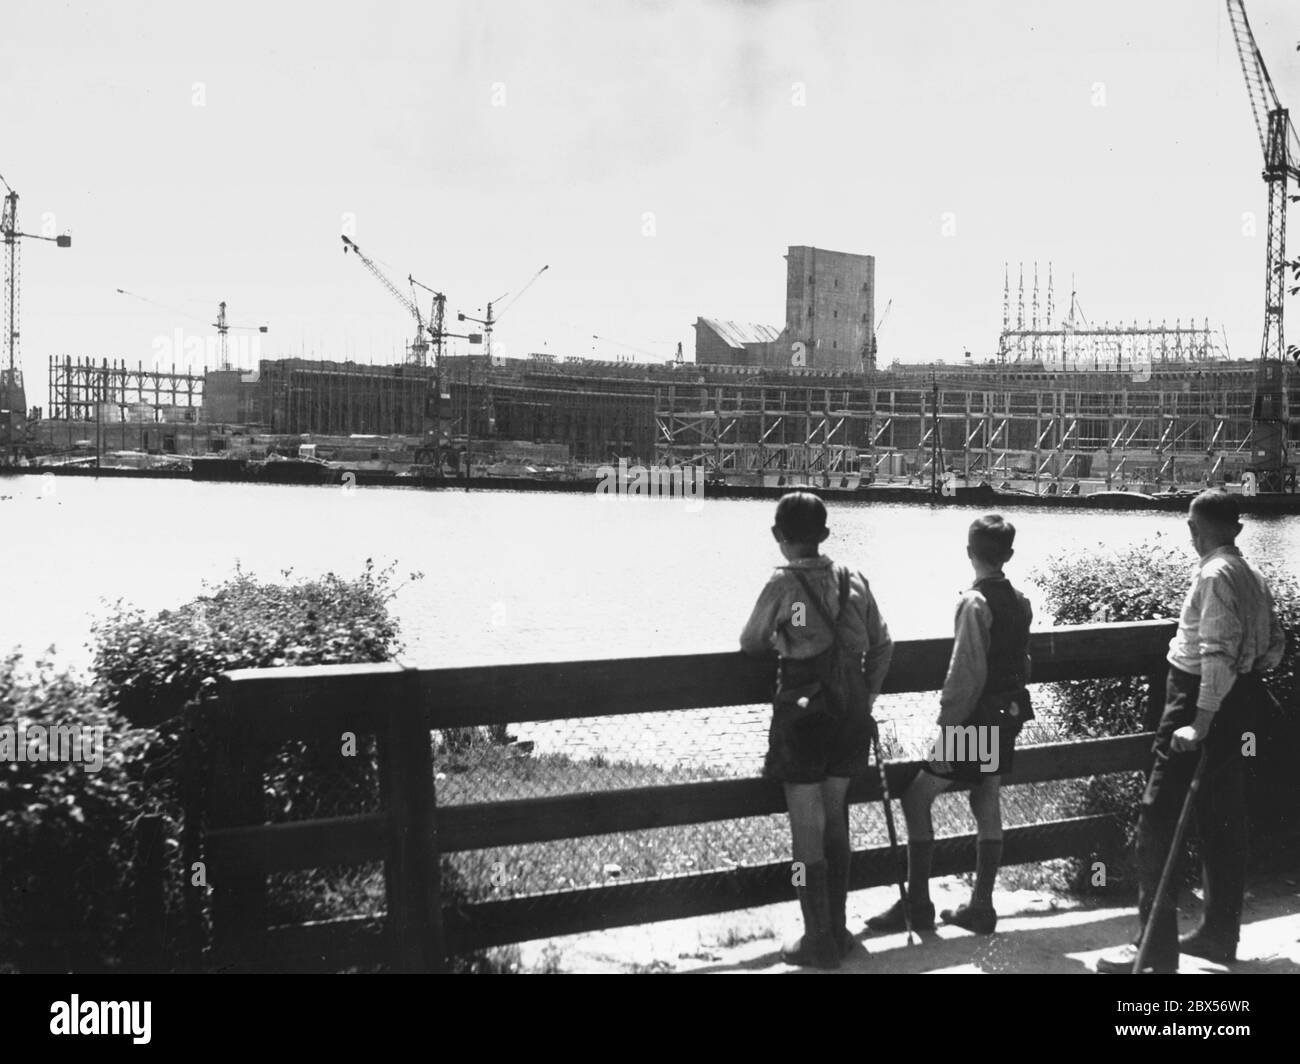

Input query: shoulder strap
[792,565,849,637]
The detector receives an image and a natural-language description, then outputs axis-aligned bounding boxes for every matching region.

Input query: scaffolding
[47,355,207,420]
[258,359,434,436]
[997,263,1226,368]
[654,361,1289,490]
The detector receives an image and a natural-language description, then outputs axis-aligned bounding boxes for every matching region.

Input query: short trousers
[763,654,873,784]
[920,721,1018,784]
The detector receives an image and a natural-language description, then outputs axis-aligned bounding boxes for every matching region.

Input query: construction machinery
[211,301,269,371]
[342,233,459,442]
[340,234,443,368]
[1,171,71,457]
[457,264,549,440]
[863,297,891,374]
[457,264,549,364]
[1227,0,1300,492]
[117,289,267,371]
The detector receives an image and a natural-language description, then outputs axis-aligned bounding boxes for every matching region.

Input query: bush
[1033,535,1300,885]
[4,562,433,971]
[0,653,152,971]
[1034,536,1195,738]
[95,561,423,967]
[92,559,415,729]
[91,560,423,821]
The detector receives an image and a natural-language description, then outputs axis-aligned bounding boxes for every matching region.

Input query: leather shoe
[864,898,935,934]
[1179,929,1236,965]
[941,902,997,935]
[1095,943,1177,974]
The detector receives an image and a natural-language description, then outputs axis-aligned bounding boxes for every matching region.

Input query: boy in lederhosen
[865,514,1032,935]
[740,492,894,968]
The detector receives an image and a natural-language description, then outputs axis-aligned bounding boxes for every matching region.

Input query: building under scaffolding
[257,358,436,436]
[652,359,1293,489]
[443,355,656,462]
[47,355,206,420]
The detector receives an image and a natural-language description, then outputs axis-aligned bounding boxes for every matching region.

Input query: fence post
[208,675,267,972]
[180,701,208,971]
[128,814,166,972]
[378,666,446,972]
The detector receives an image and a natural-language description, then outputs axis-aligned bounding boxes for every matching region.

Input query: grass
[259,703,1141,969]
[266,730,1117,927]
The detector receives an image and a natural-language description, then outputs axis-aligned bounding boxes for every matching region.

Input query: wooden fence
[183,619,1178,972]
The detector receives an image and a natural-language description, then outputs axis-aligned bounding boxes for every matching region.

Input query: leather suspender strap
[791,565,850,643]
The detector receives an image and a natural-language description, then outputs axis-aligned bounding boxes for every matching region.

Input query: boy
[865,513,1032,936]
[740,491,893,968]
[1097,490,1285,973]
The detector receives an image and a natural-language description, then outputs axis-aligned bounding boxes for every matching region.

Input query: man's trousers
[1134,666,1262,963]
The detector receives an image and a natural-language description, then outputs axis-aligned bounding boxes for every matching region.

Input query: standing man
[1097,490,1286,973]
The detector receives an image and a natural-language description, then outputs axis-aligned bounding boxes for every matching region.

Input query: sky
[4,0,1300,406]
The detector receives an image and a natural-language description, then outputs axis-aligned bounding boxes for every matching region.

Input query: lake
[3,477,1295,766]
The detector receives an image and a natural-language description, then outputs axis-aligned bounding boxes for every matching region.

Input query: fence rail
[187,619,1177,972]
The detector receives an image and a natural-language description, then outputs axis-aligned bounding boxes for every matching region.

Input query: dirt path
[512,870,1300,974]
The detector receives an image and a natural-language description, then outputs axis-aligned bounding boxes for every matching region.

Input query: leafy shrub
[93,562,423,967]
[92,559,414,729]
[91,560,423,819]
[0,653,152,971]
[4,562,437,971]
[1033,537,1187,740]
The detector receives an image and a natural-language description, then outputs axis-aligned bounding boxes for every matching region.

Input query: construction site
[2,1,1297,495]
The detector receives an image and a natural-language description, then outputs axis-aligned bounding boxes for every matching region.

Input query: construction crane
[1,171,71,454]
[458,264,549,363]
[117,289,267,370]
[340,234,440,368]
[211,301,269,371]
[408,274,448,370]
[1227,0,1300,492]
[457,264,549,441]
[859,298,890,375]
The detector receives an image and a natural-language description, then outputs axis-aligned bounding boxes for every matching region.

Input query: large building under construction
[33,242,1299,490]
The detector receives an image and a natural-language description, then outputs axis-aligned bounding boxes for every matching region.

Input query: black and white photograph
[2,0,1298,1036]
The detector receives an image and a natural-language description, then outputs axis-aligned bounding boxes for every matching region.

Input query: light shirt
[1166,544,1286,713]
[739,554,893,698]
[937,577,1034,727]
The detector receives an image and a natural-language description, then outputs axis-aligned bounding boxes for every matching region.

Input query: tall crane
[457,264,549,363]
[342,234,461,442]
[212,301,269,370]
[457,264,549,441]
[117,289,267,370]
[340,235,445,368]
[862,297,891,374]
[1227,0,1300,492]
[1,172,71,454]
[408,274,447,369]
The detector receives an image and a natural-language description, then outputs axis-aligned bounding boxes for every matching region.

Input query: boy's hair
[1190,489,1240,529]
[968,513,1016,566]
[774,491,827,544]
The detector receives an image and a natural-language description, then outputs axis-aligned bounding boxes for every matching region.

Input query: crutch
[1133,745,1210,974]
[870,722,916,945]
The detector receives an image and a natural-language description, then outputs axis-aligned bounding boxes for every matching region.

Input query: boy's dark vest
[974,574,1030,696]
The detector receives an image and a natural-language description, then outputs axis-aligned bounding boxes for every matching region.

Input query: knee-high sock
[972,839,1002,908]
[907,840,934,905]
